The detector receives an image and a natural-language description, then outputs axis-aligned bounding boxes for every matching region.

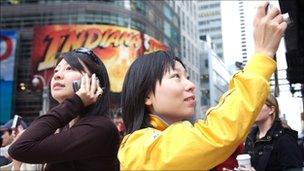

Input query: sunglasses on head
[73,47,100,64]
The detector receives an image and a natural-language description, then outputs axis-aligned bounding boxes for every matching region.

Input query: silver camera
[267,3,291,25]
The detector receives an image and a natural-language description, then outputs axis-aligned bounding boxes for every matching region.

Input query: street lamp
[32,74,50,116]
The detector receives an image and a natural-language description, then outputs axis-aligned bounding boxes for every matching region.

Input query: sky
[221,0,303,134]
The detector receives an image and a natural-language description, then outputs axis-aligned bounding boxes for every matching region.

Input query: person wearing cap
[0,119,42,171]
[0,118,27,167]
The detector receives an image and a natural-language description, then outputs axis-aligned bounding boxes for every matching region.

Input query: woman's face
[255,104,274,123]
[145,61,196,123]
[51,59,85,103]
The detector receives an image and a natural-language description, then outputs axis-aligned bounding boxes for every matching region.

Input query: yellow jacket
[118,53,276,170]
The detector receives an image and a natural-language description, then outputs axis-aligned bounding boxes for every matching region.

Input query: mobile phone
[73,80,81,92]
[11,115,21,129]
[73,80,106,92]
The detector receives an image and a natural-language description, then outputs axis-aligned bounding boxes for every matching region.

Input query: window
[199,21,206,25]
[216,43,222,49]
[163,4,173,20]
[181,11,185,30]
[201,11,220,17]
[205,59,209,68]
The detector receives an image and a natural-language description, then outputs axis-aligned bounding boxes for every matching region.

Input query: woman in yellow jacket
[119,2,288,170]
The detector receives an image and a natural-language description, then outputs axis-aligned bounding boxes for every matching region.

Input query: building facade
[221,0,257,69]
[0,0,180,123]
[170,0,202,119]
[199,35,230,115]
[197,1,223,59]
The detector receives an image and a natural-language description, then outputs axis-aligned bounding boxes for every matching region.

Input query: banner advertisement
[0,30,18,124]
[31,25,167,92]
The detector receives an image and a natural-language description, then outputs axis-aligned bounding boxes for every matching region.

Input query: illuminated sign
[0,30,18,123]
[32,25,167,92]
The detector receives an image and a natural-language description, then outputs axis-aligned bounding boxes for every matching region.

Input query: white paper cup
[236,154,251,169]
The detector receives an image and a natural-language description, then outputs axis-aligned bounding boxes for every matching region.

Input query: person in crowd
[244,93,303,171]
[1,126,44,171]
[118,2,288,170]
[0,118,27,167]
[113,112,126,138]
[8,48,120,171]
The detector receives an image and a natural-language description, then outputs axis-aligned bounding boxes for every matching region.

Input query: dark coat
[9,95,120,171]
[244,121,303,171]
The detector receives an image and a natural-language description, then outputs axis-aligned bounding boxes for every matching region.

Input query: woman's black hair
[121,50,185,134]
[56,49,110,117]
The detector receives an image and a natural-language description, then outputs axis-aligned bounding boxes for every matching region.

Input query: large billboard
[31,25,167,92]
[0,30,18,124]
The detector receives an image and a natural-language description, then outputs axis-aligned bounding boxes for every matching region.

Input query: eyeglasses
[73,47,100,64]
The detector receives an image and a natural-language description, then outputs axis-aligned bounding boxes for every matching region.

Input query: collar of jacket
[149,114,169,131]
[247,121,280,143]
[247,125,258,143]
[262,120,298,140]
[248,120,298,142]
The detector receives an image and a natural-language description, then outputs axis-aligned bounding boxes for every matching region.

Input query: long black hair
[121,50,185,134]
[56,49,110,117]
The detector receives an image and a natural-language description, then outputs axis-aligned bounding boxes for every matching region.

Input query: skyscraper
[197,1,223,59]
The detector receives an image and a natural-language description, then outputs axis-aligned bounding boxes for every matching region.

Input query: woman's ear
[145,95,152,106]
[269,106,275,115]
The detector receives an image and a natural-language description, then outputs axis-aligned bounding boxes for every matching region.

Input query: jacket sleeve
[8,94,117,163]
[118,53,276,170]
[277,134,303,169]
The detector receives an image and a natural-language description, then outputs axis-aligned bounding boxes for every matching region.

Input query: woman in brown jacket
[8,48,120,171]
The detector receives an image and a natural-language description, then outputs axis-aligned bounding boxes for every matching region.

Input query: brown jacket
[9,95,120,171]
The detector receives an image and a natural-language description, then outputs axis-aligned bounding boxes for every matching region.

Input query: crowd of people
[1,2,303,171]
[0,118,27,167]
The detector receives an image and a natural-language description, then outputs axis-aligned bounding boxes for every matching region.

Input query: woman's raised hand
[76,73,104,107]
[253,1,288,58]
